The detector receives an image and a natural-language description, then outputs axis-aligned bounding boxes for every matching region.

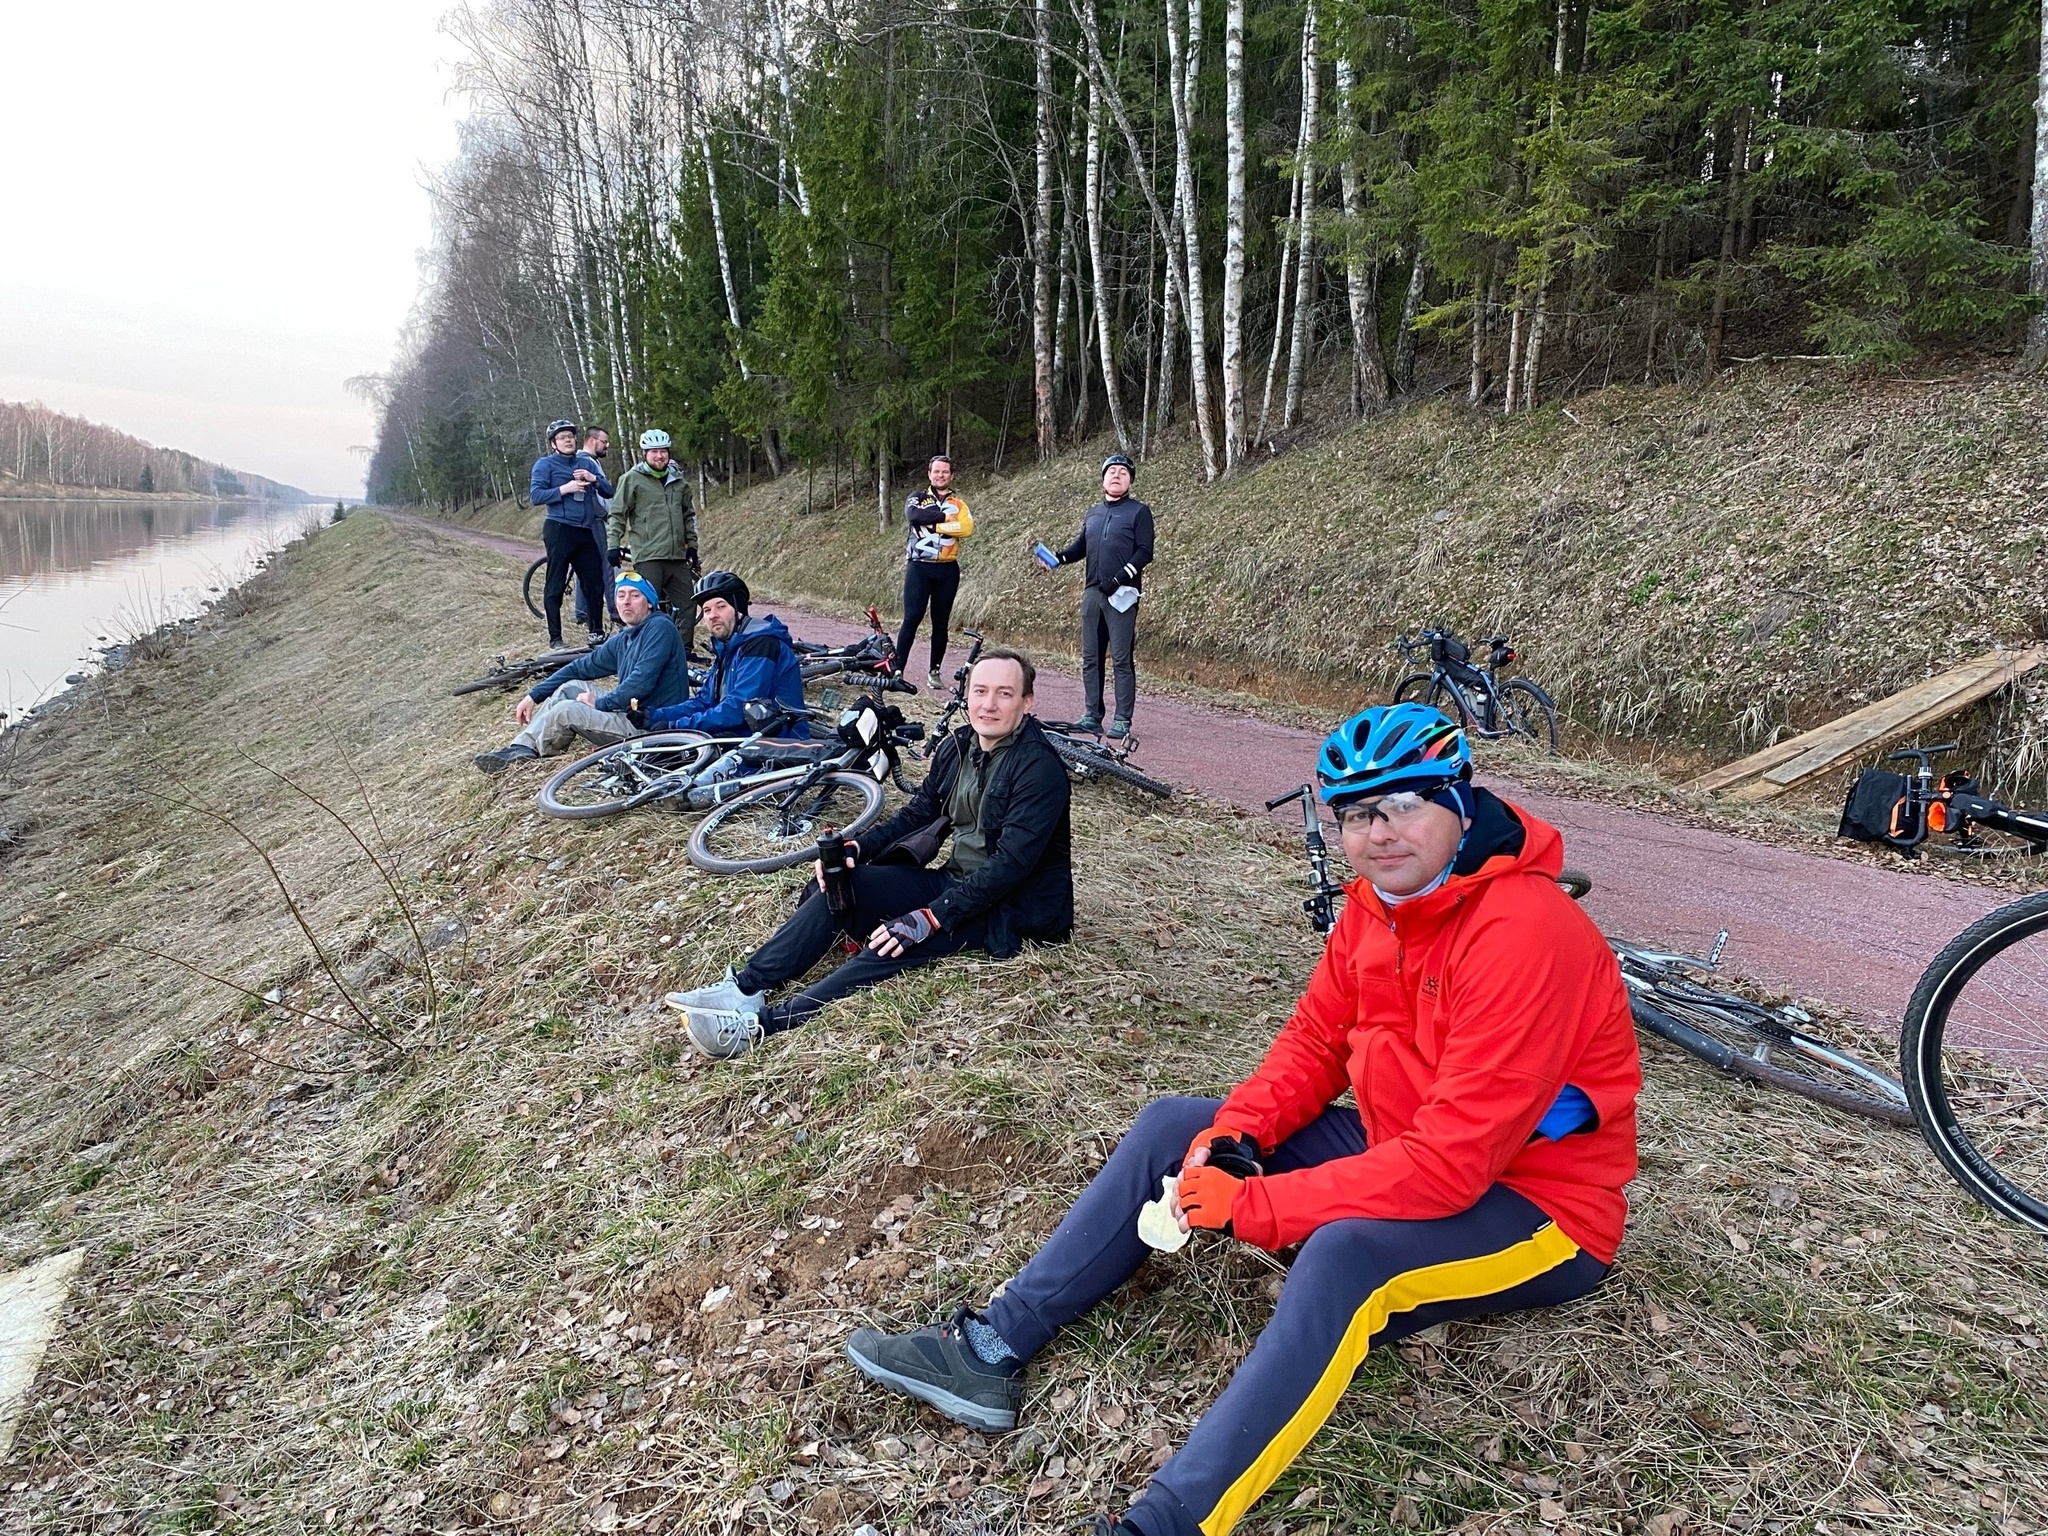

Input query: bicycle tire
[1501,679,1561,753]
[1556,868,1593,901]
[1391,673,1437,706]
[687,770,887,874]
[537,732,716,820]
[1900,891,2048,1233]
[524,555,591,628]
[1047,734,1173,799]
[453,674,513,697]
[1623,977,1915,1127]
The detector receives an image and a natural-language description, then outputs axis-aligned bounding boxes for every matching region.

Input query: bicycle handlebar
[1265,785,1312,812]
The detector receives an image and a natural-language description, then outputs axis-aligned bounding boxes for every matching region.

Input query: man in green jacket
[607,429,700,646]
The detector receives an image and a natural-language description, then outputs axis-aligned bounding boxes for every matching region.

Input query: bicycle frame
[1884,742,2048,855]
[1266,783,1346,935]
[1395,629,1521,739]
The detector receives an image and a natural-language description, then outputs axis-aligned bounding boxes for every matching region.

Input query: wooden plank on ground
[1697,646,2047,801]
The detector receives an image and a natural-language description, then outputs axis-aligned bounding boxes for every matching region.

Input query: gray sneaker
[844,1307,1023,1434]
[664,967,764,1017]
[474,744,540,775]
[682,1006,764,1059]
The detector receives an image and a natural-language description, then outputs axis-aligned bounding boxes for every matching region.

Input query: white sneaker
[683,1006,765,1060]
[664,967,764,1017]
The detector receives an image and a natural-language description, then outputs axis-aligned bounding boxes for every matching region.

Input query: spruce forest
[367,0,2048,508]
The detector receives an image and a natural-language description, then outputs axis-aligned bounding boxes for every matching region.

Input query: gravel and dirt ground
[1,511,2043,1536]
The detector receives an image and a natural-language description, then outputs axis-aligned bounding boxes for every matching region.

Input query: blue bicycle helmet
[1317,703,1471,805]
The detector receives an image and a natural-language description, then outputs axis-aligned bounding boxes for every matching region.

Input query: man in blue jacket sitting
[474,572,691,773]
[530,418,616,651]
[642,570,810,740]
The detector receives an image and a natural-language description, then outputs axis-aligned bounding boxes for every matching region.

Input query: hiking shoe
[546,637,578,654]
[681,1005,764,1060]
[1107,717,1132,739]
[664,968,765,1018]
[473,745,539,775]
[585,629,606,648]
[844,1306,1023,1434]
[1070,714,1102,735]
[927,668,944,691]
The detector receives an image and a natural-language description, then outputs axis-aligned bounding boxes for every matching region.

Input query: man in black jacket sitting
[665,648,1073,1059]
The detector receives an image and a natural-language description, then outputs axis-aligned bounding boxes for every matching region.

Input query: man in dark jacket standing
[665,649,1073,1059]
[1048,452,1154,738]
[529,419,616,650]
[474,572,690,773]
[607,428,700,643]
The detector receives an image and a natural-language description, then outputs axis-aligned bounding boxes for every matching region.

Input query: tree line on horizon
[0,400,308,502]
[365,0,2048,513]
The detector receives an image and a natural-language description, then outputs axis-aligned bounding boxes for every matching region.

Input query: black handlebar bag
[1838,770,1917,850]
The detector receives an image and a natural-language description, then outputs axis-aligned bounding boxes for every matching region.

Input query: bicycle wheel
[1048,734,1172,799]
[1901,891,2048,1233]
[1616,949,1913,1125]
[688,770,887,874]
[524,557,548,620]
[525,556,586,628]
[1391,673,1437,706]
[1501,679,1560,752]
[538,732,716,819]
[1555,868,1593,901]
[1927,826,2048,864]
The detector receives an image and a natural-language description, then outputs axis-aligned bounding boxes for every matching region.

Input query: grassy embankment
[462,361,2048,803]
[1,511,2043,1533]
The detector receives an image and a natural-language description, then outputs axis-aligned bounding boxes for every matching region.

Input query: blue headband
[614,572,659,608]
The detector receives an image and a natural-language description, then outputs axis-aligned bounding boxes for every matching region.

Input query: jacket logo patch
[1420,975,1440,998]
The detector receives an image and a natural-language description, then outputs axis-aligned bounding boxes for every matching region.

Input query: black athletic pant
[1079,584,1139,722]
[543,520,609,645]
[734,865,989,1032]
[982,1095,1610,1536]
[895,560,961,679]
[637,558,698,649]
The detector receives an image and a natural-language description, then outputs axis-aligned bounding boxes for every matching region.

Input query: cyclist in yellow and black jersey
[894,453,975,689]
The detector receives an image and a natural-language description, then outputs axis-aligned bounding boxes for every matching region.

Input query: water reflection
[0,498,322,720]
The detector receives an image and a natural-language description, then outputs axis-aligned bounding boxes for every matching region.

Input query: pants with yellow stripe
[981,1096,1609,1536]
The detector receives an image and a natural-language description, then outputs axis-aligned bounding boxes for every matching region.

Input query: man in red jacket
[846,703,1641,1536]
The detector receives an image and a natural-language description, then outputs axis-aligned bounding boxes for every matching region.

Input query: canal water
[0,498,324,722]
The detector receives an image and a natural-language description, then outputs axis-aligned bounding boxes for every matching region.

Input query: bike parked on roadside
[1839,740,2048,864]
[1392,627,1559,752]
[793,605,914,690]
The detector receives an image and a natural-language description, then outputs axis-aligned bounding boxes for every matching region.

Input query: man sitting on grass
[473,571,689,774]
[841,702,1642,1536]
[664,648,1072,1058]
[640,569,809,738]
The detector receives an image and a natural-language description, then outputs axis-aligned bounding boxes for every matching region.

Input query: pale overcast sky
[0,2,463,498]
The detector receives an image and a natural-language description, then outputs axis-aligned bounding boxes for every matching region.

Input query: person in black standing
[893,454,974,690]
[528,419,616,651]
[1047,452,1154,738]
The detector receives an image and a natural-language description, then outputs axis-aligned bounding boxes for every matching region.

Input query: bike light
[1502,647,1517,664]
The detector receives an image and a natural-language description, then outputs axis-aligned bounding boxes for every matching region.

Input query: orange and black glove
[1176,1162,1245,1233]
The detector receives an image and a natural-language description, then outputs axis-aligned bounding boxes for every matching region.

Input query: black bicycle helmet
[544,418,578,443]
[1101,451,1137,480]
[692,569,750,614]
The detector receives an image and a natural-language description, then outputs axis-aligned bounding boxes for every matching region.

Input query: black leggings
[895,560,961,677]
[542,520,608,645]
[735,865,988,1033]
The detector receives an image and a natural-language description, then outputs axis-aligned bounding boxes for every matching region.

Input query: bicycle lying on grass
[1268,783,1914,1127]
[1392,627,1559,752]
[794,605,912,691]
[1840,740,2048,864]
[538,695,924,873]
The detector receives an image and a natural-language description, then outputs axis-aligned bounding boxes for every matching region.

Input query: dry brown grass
[0,514,2043,1535]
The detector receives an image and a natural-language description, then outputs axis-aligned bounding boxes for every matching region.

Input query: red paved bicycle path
[408,512,2017,1031]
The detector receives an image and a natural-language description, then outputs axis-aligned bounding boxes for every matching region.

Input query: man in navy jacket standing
[1048,452,1154,738]
[529,419,616,651]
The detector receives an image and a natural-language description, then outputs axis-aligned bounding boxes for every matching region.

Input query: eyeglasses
[1332,791,1432,832]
